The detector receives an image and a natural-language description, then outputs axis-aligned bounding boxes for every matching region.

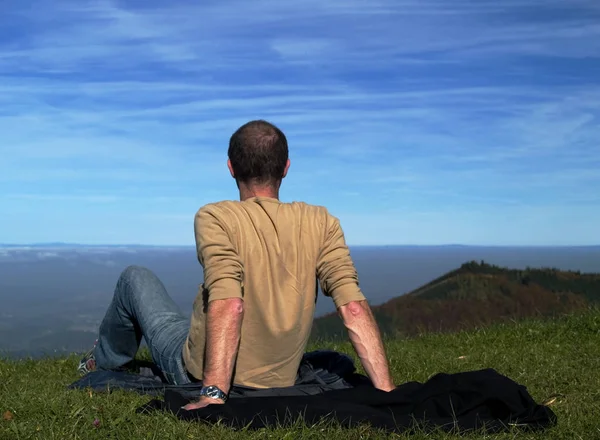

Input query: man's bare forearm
[201,298,244,394]
[338,300,395,391]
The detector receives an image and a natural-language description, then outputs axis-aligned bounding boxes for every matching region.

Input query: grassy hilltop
[2,262,600,439]
[1,310,600,439]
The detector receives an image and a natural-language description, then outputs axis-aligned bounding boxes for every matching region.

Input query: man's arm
[338,300,395,392]
[316,211,395,391]
[184,298,243,410]
[183,205,244,410]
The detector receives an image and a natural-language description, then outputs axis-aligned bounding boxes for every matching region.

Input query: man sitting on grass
[79,120,395,410]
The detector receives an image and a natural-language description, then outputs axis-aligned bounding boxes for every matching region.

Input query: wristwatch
[199,385,228,402]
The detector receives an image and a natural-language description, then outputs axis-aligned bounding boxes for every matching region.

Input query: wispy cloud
[1,0,599,245]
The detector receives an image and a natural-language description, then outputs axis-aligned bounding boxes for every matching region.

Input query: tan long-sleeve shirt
[182,196,366,388]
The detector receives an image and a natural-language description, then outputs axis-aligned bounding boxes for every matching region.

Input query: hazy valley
[1,244,599,358]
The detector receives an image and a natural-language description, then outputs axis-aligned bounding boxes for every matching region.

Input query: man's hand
[182,396,225,411]
[338,300,395,392]
[378,383,396,392]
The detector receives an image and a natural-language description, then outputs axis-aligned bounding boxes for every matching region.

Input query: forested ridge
[311,260,600,340]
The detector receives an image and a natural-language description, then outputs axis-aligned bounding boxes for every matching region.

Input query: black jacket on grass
[70,351,556,434]
[137,368,556,434]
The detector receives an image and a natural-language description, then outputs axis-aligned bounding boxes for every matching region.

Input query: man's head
[227,120,290,189]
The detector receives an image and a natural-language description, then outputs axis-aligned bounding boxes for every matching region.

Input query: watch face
[202,385,226,401]
[206,386,220,398]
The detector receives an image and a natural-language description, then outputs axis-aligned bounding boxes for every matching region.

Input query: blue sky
[1,0,599,246]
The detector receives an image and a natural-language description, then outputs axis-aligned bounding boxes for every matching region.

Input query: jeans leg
[94,265,192,384]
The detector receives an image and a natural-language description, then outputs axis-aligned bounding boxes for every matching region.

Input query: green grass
[2,309,600,439]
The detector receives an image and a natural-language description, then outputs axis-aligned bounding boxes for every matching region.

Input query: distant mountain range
[2,243,600,249]
[311,260,600,340]
[0,243,193,249]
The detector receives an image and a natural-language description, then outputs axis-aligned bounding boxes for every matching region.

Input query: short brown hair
[228,120,289,185]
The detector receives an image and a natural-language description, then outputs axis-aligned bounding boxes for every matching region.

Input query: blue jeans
[94,265,193,385]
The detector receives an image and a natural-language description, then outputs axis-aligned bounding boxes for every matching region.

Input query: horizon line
[1,242,599,248]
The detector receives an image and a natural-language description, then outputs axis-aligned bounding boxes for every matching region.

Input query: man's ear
[227,159,235,178]
[282,159,291,178]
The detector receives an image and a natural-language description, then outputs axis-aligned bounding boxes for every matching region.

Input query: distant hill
[311,260,600,340]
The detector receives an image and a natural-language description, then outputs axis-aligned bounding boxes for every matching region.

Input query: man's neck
[238,182,280,201]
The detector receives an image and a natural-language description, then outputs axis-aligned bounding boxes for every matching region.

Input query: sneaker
[78,340,98,376]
